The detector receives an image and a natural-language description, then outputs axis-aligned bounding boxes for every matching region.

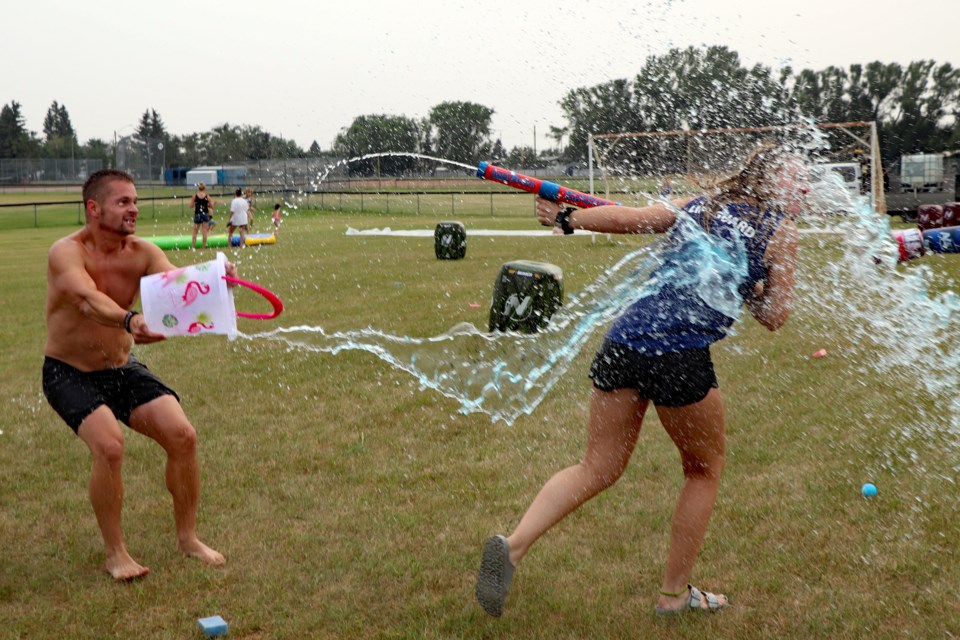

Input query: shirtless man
[42,169,230,580]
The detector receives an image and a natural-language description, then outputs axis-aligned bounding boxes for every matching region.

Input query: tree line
[0,103,306,172]
[331,47,958,174]
[1,45,957,176]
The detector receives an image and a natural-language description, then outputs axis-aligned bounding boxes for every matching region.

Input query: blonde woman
[476,146,808,618]
[189,183,215,249]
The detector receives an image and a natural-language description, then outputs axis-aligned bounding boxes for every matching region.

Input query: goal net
[588,121,885,214]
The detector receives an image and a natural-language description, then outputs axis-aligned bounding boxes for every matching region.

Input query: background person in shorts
[228,188,251,248]
[476,145,807,617]
[189,182,215,249]
[42,169,236,580]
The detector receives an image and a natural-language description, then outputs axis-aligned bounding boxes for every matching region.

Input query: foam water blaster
[476,162,619,209]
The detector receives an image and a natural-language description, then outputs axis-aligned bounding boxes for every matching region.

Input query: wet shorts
[194,212,211,225]
[42,355,180,433]
[588,339,718,407]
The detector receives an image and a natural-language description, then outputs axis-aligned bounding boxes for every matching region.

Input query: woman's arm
[746,219,799,331]
[535,196,694,234]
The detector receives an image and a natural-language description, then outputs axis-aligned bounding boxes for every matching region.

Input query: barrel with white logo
[922,225,960,254]
[891,228,925,262]
[942,202,960,228]
[488,260,564,333]
[434,221,466,259]
[917,204,944,231]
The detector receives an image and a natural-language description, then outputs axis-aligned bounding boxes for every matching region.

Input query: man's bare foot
[105,551,150,581]
[179,538,226,566]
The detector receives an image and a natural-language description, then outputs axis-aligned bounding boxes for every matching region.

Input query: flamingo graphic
[159,268,187,287]
[182,281,211,306]
[188,321,214,334]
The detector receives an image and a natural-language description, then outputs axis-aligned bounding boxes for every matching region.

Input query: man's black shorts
[42,355,180,433]
[588,339,718,407]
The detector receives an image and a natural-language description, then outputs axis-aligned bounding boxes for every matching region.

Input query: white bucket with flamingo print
[140,252,283,339]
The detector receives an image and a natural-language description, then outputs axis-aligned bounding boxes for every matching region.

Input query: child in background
[272,203,282,236]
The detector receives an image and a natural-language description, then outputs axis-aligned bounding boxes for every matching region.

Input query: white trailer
[185,167,220,186]
[900,154,945,192]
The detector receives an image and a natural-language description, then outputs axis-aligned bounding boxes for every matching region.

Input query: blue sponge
[197,615,228,637]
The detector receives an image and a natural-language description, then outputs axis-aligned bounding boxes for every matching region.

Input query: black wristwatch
[123,310,140,333]
[555,207,576,235]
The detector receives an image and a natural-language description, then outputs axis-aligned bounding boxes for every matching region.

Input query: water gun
[476,161,620,209]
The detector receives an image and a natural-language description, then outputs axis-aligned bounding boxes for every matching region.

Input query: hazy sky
[3,0,958,151]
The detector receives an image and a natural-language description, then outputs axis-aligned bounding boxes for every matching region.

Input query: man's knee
[95,436,125,466]
[163,419,198,456]
[79,416,125,466]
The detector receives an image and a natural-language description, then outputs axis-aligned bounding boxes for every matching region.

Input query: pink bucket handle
[222,276,284,320]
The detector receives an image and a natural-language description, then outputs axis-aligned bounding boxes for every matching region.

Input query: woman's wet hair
[692,143,806,239]
[709,144,793,204]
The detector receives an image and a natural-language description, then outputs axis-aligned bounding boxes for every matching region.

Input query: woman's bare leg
[654,388,728,610]
[506,388,648,566]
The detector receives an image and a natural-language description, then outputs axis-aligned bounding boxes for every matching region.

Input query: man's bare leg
[77,407,150,580]
[129,395,225,566]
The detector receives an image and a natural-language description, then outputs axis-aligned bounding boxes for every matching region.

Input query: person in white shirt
[228,188,251,248]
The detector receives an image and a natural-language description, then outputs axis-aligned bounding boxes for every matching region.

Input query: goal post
[588,121,885,214]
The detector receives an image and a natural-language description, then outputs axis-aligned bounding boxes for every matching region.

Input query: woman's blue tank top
[605,197,786,353]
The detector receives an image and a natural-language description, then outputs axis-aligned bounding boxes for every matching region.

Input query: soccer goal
[587,121,886,214]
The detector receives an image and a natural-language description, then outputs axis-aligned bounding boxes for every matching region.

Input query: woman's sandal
[654,584,729,616]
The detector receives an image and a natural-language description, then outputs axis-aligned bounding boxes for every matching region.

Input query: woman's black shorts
[588,339,718,407]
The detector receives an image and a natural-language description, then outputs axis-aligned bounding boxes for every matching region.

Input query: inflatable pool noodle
[145,233,275,250]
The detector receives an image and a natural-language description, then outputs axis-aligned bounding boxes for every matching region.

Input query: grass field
[1,204,959,639]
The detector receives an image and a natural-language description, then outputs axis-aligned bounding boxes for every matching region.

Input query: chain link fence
[0,158,104,184]
[115,135,167,182]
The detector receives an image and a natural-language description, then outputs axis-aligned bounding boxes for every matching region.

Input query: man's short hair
[83,169,134,205]
[235,188,243,197]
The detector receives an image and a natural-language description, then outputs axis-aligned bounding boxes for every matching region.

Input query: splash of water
[796,178,960,434]
[247,213,747,425]
[264,146,960,449]
[313,152,476,188]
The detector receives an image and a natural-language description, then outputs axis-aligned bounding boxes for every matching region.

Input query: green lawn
[1,206,958,639]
